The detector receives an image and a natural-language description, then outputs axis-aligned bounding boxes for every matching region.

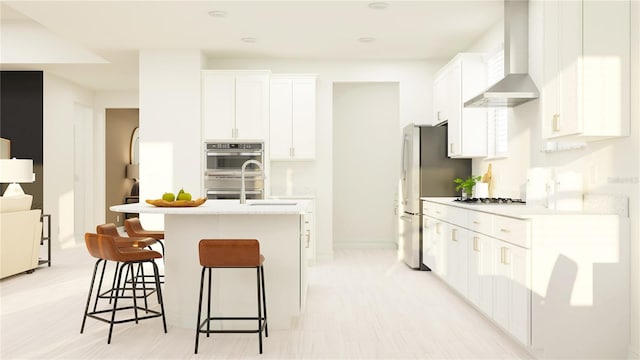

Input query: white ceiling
[0,1,503,91]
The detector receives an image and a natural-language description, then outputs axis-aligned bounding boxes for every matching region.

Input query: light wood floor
[0,246,533,359]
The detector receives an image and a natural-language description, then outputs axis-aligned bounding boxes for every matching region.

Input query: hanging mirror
[130,127,139,165]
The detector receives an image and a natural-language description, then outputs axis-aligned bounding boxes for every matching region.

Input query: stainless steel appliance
[204,142,264,200]
[399,124,471,269]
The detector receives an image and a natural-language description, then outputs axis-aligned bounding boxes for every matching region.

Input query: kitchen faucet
[240,159,264,204]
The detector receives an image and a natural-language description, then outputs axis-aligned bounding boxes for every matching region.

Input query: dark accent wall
[0,71,44,209]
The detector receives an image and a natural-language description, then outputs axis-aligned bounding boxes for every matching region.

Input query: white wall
[332,82,399,248]
[43,73,94,249]
[139,50,203,229]
[92,90,138,228]
[207,59,440,260]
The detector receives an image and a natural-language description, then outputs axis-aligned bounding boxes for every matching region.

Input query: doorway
[105,109,139,226]
[332,82,400,248]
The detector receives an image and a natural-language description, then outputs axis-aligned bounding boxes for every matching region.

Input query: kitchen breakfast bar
[110,199,311,330]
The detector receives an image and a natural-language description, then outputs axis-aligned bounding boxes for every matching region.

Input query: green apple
[162,192,175,202]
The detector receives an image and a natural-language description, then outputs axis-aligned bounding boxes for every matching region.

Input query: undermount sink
[246,201,298,206]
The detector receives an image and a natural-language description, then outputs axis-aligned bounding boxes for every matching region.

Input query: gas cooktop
[454,197,526,205]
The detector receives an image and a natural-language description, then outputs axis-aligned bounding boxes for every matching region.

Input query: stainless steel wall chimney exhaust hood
[464,0,539,108]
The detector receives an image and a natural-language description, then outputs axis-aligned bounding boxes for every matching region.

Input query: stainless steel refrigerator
[399,124,471,269]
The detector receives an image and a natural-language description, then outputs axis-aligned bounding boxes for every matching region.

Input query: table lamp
[0,158,35,197]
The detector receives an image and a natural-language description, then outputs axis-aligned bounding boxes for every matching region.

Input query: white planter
[473,182,489,198]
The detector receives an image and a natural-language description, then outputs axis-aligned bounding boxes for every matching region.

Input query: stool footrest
[198,317,267,334]
[98,287,158,300]
[86,306,163,325]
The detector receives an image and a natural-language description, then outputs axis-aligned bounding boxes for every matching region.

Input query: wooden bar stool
[194,239,268,354]
[124,217,165,256]
[81,233,166,344]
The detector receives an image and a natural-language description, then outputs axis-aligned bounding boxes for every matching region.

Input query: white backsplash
[269,161,317,197]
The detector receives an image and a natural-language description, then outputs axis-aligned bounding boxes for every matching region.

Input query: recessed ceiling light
[368,2,389,10]
[241,37,257,43]
[208,10,227,18]
[358,37,376,43]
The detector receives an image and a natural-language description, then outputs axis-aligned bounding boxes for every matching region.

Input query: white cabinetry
[468,233,494,317]
[542,0,630,141]
[492,233,530,346]
[202,70,270,140]
[432,53,487,158]
[422,216,446,277]
[444,224,468,297]
[421,198,630,358]
[269,75,316,160]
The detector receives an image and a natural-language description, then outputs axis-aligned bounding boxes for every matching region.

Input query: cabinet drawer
[468,211,493,235]
[446,206,468,228]
[423,202,448,220]
[492,216,531,248]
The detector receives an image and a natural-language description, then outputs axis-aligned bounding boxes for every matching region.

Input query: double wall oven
[204,142,264,200]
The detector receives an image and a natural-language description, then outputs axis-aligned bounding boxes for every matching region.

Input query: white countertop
[421,197,621,219]
[111,199,310,215]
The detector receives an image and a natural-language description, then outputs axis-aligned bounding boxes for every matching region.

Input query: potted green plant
[454,175,482,199]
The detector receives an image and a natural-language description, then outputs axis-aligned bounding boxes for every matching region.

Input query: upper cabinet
[269,75,316,160]
[202,70,270,140]
[542,0,630,141]
[433,53,488,158]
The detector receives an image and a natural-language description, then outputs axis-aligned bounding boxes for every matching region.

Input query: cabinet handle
[503,247,510,265]
[305,229,311,248]
[473,221,480,225]
[500,247,505,264]
[292,147,295,157]
[435,223,441,235]
[437,111,441,121]
[473,236,480,252]
[552,114,561,132]
[500,228,511,233]
[450,143,454,154]
[451,228,458,241]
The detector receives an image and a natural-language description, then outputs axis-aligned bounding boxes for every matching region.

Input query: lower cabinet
[492,239,531,346]
[422,216,445,277]
[444,224,468,297]
[422,199,630,358]
[467,233,494,317]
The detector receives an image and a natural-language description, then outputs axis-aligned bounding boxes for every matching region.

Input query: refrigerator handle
[401,135,409,181]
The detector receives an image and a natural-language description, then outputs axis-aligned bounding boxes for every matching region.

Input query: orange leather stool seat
[125,217,164,240]
[97,223,158,249]
[124,218,165,257]
[81,233,166,344]
[195,239,268,354]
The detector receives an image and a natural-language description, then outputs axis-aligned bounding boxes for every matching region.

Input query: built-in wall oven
[204,142,264,200]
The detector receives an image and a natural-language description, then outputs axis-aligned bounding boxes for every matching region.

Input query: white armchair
[0,195,43,279]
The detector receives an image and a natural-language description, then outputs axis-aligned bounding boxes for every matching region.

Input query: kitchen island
[110,199,311,330]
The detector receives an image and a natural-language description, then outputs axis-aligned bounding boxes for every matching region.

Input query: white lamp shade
[126,164,139,180]
[0,159,35,183]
